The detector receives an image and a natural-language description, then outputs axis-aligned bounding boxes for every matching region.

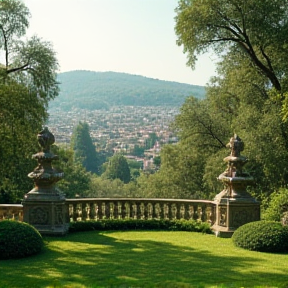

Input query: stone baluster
[126,202,131,219]
[139,202,145,219]
[183,203,190,219]
[188,204,194,219]
[160,202,166,219]
[206,204,213,224]
[136,202,141,219]
[175,203,181,219]
[118,201,124,219]
[104,202,109,219]
[146,203,152,219]
[210,204,216,224]
[109,201,115,219]
[72,203,78,222]
[200,205,207,222]
[165,203,171,220]
[192,204,198,220]
[171,204,177,219]
[81,202,88,221]
[144,202,149,220]
[179,204,185,219]
[97,201,103,220]
[154,203,160,219]
[89,202,96,220]
[131,202,137,219]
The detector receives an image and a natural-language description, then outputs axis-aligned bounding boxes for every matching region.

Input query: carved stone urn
[212,134,260,237]
[22,127,68,235]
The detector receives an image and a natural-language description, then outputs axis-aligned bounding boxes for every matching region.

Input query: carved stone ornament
[27,127,64,193]
[23,127,68,235]
[217,134,253,198]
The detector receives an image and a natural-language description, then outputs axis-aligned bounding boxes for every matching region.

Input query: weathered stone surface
[212,134,260,237]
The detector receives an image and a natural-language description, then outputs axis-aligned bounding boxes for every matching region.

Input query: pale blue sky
[23,0,217,86]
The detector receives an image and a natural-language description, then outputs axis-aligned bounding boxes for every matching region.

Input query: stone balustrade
[0,204,23,221]
[0,198,216,225]
[65,198,216,224]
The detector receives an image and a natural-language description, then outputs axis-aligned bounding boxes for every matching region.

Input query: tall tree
[71,122,99,174]
[102,153,131,184]
[0,0,59,100]
[175,0,288,95]
[206,54,288,198]
[171,0,288,201]
[0,0,59,203]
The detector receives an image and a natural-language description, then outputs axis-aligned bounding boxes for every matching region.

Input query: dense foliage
[49,70,205,111]
[0,0,59,203]
[232,221,288,252]
[69,219,212,234]
[0,220,43,259]
[51,145,92,198]
[262,188,288,222]
[175,0,288,95]
[102,153,131,184]
[136,0,288,202]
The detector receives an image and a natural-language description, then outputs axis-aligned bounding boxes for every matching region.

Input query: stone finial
[227,134,244,157]
[37,127,55,153]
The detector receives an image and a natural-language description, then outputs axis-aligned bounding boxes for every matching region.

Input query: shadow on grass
[1,231,288,288]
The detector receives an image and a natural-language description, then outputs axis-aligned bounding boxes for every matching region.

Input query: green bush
[0,220,43,260]
[232,220,288,252]
[69,219,212,234]
[262,188,288,221]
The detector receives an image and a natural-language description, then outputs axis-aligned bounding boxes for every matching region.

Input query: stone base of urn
[22,190,69,236]
[212,196,260,238]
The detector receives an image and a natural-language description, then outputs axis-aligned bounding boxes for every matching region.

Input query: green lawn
[1,230,288,288]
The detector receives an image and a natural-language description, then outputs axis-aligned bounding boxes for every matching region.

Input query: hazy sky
[23,0,217,86]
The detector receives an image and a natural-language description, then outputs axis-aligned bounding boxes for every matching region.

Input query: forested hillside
[49,70,205,111]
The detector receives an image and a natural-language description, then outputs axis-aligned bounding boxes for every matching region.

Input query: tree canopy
[134,1,288,201]
[0,0,59,102]
[0,0,59,203]
[175,0,288,95]
[102,154,131,184]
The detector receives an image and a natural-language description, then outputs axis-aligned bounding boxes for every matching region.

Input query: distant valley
[49,70,206,111]
[47,70,206,149]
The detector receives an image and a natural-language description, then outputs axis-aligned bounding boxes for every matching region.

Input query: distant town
[48,106,179,170]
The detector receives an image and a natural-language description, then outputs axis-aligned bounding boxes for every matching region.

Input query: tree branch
[195,116,227,148]
[7,62,30,74]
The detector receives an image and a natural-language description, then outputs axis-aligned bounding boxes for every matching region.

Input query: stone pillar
[212,134,260,237]
[22,127,69,235]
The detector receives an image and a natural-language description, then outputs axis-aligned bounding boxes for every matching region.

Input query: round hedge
[232,221,288,252]
[0,220,43,260]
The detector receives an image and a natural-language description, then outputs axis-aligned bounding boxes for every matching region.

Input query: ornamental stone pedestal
[22,127,68,235]
[212,134,260,237]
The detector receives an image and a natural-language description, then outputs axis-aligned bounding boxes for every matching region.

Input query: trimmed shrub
[0,220,43,260]
[232,220,288,252]
[69,219,212,234]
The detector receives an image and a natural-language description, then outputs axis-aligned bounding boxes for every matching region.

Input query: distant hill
[49,70,206,111]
